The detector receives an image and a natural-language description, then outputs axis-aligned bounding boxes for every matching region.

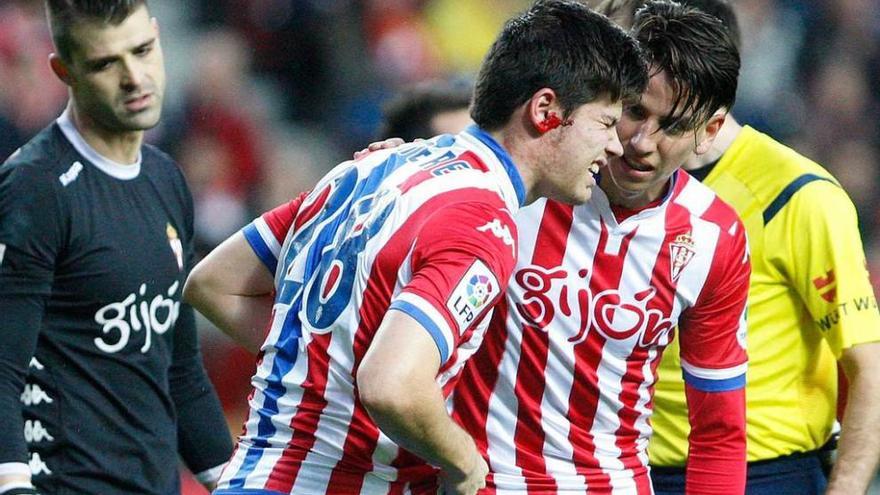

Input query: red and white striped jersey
[452,170,750,494]
[216,128,524,495]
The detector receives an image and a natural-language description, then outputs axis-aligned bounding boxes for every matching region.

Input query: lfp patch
[447,260,500,333]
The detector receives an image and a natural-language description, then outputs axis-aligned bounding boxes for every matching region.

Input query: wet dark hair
[632,0,740,132]
[471,0,648,131]
[379,80,472,141]
[596,0,741,49]
[45,0,148,62]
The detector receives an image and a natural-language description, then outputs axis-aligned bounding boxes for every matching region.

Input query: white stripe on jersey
[680,359,748,380]
[254,217,283,258]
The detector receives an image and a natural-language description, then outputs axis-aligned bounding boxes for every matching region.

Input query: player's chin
[120,109,162,131]
[555,184,593,205]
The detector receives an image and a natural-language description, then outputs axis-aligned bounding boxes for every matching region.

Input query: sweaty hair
[596,0,741,49]
[379,80,472,141]
[632,0,739,132]
[45,0,148,62]
[471,0,647,131]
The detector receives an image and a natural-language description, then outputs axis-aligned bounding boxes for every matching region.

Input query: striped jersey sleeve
[678,201,750,392]
[242,191,309,275]
[390,201,517,365]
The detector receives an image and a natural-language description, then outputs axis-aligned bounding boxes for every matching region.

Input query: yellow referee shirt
[650,126,880,465]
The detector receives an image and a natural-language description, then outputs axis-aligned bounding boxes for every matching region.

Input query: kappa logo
[477,219,514,255]
[0,243,5,267]
[21,384,53,406]
[24,420,54,443]
[669,232,696,281]
[28,357,44,370]
[29,452,52,476]
[59,161,83,187]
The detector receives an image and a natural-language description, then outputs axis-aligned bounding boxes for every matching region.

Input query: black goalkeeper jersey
[0,112,232,494]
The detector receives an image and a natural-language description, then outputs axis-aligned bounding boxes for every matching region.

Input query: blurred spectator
[174,29,269,254]
[0,1,67,159]
[378,79,473,140]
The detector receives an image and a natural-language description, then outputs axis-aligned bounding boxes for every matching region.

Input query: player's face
[65,5,165,133]
[429,109,472,135]
[535,96,624,205]
[602,69,721,208]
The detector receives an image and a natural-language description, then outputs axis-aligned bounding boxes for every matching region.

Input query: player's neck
[682,116,742,171]
[68,103,144,165]
[488,127,541,205]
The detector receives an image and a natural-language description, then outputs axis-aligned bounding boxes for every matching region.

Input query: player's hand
[440,449,489,495]
[353,137,411,159]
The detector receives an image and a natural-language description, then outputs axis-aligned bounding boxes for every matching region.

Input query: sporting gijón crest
[669,232,696,282]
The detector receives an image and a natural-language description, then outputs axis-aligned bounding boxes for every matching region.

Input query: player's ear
[49,53,72,86]
[694,111,726,155]
[527,88,562,136]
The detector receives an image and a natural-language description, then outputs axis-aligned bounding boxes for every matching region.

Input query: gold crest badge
[669,232,696,281]
[167,223,184,271]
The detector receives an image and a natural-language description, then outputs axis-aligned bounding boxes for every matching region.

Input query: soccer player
[447,2,749,493]
[378,79,473,141]
[183,1,647,494]
[0,1,232,494]
[597,0,880,493]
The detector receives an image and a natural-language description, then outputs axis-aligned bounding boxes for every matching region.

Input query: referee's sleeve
[0,163,62,467]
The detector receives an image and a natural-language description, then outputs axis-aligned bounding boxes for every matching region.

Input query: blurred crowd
[1,0,878,491]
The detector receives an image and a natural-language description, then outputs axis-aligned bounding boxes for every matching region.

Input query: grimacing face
[536,96,625,205]
[63,5,166,134]
[601,69,722,209]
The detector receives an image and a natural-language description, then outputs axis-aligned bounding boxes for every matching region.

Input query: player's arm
[169,301,233,490]
[358,199,516,495]
[184,193,307,353]
[358,311,488,494]
[679,217,750,495]
[0,164,64,494]
[172,181,234,491]
[776,181,880,494]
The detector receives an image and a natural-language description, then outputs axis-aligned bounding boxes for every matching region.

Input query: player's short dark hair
[471,0,648,131]
[45,0,148,62]
[597,0,740,49]
[379,81,472,141]
[632,0,739,132]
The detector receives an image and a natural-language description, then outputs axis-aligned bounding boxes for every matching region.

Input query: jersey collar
[465,124,526,206]
[57,107,142,180]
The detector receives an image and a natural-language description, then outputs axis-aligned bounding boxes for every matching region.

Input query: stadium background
[0,0,877,492]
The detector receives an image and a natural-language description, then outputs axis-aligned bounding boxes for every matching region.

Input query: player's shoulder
[674,171,743,236]
[0,123,74,190]
[141,142,184,179]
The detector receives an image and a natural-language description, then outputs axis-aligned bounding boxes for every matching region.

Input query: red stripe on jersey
[294,184,332,232]
[512,201,574,493]
[569,220,638,490]
[263,191,309,243]
[453,302,509,459]
[264,333,332,493]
